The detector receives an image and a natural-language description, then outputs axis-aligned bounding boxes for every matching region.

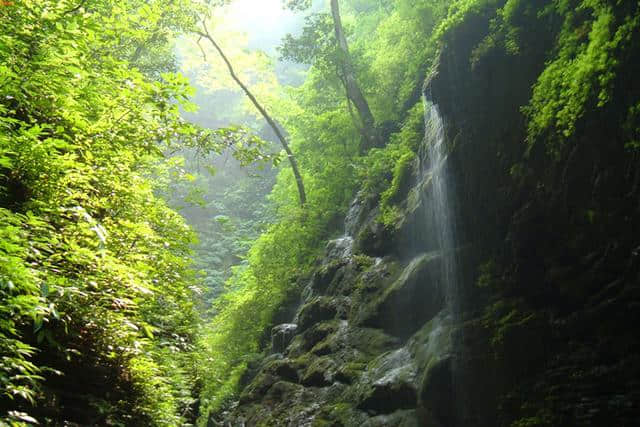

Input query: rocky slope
[211,3,640,426]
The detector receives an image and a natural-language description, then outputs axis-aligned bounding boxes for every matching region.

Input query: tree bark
[196,23,307,207]
[330,0,379,152]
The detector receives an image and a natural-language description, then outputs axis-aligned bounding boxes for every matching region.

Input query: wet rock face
[354,210,395,257]
[356,348,419,414]
[219,229,454,426]
[353,253,446,340]
[271,324,298,354]
[419,356,453,427]
[326,236,354,261]
[301,357,338,387]
[296,296,349,332]
[310,259,348,295]
[345,191,377,237]
[222,247,455,427]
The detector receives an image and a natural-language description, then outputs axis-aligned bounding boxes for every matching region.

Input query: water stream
[420,98,466,424]
[420,99,461,319]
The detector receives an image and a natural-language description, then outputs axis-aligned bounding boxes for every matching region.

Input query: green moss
[314,402,362,426]
[374,103,425,229]
[482,300,538,352]
[510,411,556,427]
[377,148,417,228]
[358,102,423,199]
[390,103,426,153]
[433,0,500,41]
[338,361,367,381]
[353,254,375,270]
[381,151,417,207]
[476,259,499,288]
[624,102,640,150]
[311,419,333,427]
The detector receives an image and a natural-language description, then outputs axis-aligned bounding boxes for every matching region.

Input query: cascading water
[419,98,461,319]
[420,97,467,425]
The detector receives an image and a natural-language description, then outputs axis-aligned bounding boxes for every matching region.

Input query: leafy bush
[0,0,206,424]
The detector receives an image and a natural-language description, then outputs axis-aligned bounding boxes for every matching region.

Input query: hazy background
[169,0,321,311]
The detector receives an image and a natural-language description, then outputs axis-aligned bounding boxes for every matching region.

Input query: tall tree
[281,0,381,152]
[329,0,380,151]
[196,22,307,207]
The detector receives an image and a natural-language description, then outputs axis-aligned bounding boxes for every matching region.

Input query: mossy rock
[334,361,368,385]
[350,257,401,312]
[355,348,419,415]
[354,209,396,257]
[262,358,299,383]
[407,310,453,372]
[363,410,421,427]
[310,260,349,295]
[288,321,340,357]
[301,357,339,387]
[344,327,399,358]
[271,323,298,354]
[239,373,278,404]
[358,381,417,415]
[264,380,303,403]
[380,151,418,212]
[353,253,445,339]
[313,402,368,427]
[418,356,454,426]
[298,297,348,332]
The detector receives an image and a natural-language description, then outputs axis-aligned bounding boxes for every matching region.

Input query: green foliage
[279,13,337,73]
[178,154,277,312]
[0,210,44,408]
[433,0,502,41]
[197,209,324,421]
[0,0,217,424]
[445,0,640,157]
[524,1,640,156]
[358,103,424,197]
[379,151,416,226]
[360,0,446,121]
[195,1,443,414]
[624,102,640,150]
[355,102,423,227]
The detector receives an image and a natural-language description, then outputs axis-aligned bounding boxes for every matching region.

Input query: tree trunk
[196,24,307,207]
[330,0,380,152]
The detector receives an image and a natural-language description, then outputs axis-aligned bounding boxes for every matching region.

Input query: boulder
[297,297,349,332]
[263,358,299,383]
[310,259,348,295]
[301,357,338,387]
[356,348,419,414]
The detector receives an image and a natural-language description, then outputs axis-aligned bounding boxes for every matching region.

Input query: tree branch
[63,0,88,15]
[330,0,380,152]
[196,37,207,61]
[195,21,307,206]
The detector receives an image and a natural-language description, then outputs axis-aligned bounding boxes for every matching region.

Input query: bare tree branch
[195,21,307,206]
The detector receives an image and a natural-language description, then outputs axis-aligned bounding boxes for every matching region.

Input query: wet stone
[271,323,298,354]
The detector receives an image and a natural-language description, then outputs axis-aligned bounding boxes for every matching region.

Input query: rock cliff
[213,3,640,426]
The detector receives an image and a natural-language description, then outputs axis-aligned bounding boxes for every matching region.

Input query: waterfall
[419,98,460,318]
[420,98,467,425]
